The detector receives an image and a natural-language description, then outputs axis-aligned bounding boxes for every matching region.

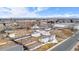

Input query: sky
[0,7,79,18]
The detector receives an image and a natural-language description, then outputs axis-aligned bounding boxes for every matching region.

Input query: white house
[39,37,49,43]
[50,35,58,43]
[31,32,41,37]
[39,35,58,43]
[41,31,50,36]
[37,30,51,36]
[32,24,39,30]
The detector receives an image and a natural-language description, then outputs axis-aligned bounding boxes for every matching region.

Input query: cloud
[9,7,38,17]
[0,7,40,18]
[0,7,48,18]
[0,7,79,18]
[34,7,48,13]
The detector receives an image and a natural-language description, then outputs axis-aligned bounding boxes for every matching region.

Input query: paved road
[50,32,79,51]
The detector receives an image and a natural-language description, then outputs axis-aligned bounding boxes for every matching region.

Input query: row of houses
[0,18,79,23]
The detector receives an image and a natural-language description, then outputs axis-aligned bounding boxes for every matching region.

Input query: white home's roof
[32,24,39,29]
[37,30,51,36]
[35,29,51,36]
[54,24,67,28]
[42,31,50,36]
[39,35,58,43]
[31,32,41,37]
[45,28,51,31]
[39,36,50,43]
